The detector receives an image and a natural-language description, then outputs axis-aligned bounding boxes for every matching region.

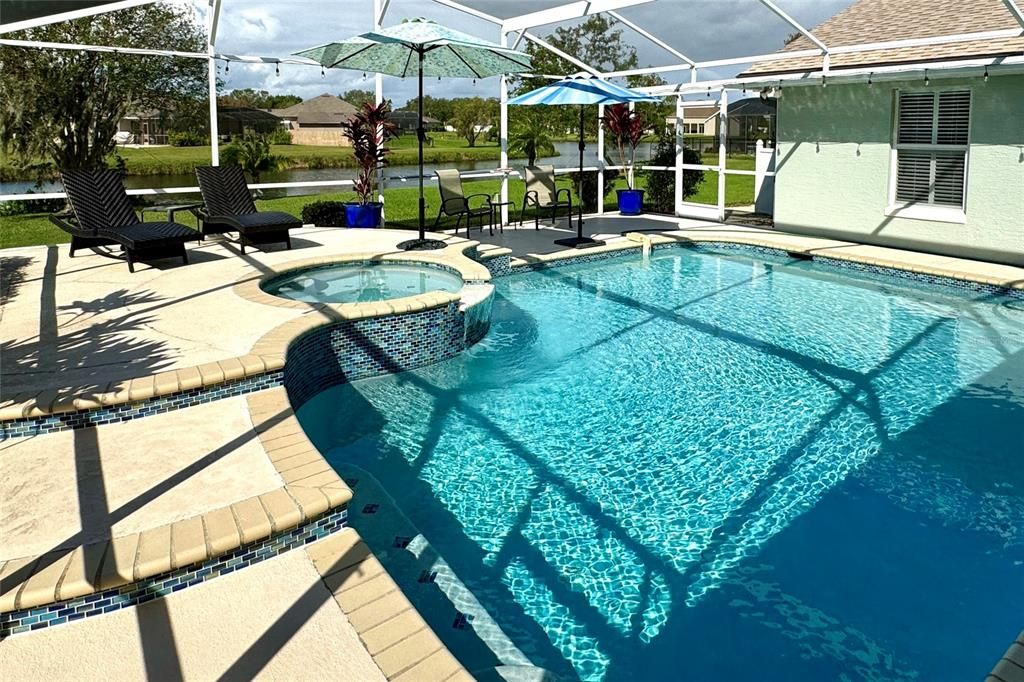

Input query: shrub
[568,168,619,212]
[0,191,66,216]
[643,129,704,214]
[267,127,292,145]
[221,132,279,183]
[301,200,347,227]
[168,130,208,147]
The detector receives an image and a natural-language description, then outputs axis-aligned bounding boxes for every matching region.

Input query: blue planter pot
[344,202,383,228]
[616,189,645,216]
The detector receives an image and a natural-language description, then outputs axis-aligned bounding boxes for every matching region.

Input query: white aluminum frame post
[207,0,222,165]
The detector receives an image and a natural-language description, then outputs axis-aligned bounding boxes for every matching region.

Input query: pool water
[262,262,463,303]
[298,248,1024,681]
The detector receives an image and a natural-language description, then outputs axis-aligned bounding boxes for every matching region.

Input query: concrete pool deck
[2,216,1023,679]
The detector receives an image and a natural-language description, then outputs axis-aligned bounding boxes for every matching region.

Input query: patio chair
[52,168,200,273]
[194,165,299,253]
[520,165,573,231]
[433,169,493,236]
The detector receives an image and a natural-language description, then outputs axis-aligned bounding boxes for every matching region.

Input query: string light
[275,62,280,77]
[224,60,229,73]
[984,66,989,82]
[924,69,929,86]
[321,65,325,78]
[821,75,827,87]
[867,72,873,86]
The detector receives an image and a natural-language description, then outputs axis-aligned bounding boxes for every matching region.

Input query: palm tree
[509,115,555,166]
[222,131,279,184]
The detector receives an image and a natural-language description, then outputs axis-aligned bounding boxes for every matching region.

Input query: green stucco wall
[774,74,1024,266]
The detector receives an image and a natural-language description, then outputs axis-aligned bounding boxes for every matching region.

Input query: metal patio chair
[520,164,573,231]
[433,169,493,236]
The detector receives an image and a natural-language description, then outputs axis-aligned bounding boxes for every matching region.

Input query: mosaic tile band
[285,302,467,410]
[3,241,1018,441]
[0,371,284,441]
[0,507,348,638]
[502,240,1024,300]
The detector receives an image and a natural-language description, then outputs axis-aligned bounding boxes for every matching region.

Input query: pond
[0,141,659,199]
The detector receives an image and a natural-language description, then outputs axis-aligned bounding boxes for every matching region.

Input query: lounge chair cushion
[97,222,199,249]
[205,211,302,231]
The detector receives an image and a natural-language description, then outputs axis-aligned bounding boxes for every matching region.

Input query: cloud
[211,0,855,101]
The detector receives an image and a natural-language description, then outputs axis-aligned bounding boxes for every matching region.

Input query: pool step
[987,631,1024,682]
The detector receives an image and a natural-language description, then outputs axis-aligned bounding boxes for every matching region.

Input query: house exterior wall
[289,127,352,146]
[774,74,1024,266]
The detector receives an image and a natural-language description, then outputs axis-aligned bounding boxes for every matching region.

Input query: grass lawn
[0,132,520,181]
[0,155,755,250]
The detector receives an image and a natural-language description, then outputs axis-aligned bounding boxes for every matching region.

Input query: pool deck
[2,215,1023,679]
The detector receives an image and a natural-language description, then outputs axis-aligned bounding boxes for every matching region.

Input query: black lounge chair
[52,168,200,273]
[194,165,299,253]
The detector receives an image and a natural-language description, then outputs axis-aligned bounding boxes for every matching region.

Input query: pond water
[0,141,657,199]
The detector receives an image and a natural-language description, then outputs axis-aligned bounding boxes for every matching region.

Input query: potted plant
[341,100,398,228]
[603,104,646,215]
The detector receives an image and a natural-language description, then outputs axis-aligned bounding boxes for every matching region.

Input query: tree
[0,4,206,180]
[514,15,640,138]
[405,96,456,127]
[451,97,497,147]
[508,110,554,165]
[219,89,301,109]
[340,89,375,109]
[643,128,704,213]
[221,132,279,184]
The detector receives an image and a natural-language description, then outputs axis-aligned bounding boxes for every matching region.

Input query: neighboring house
[390,111,444,135]
[271,94,357,146]
[665,104,719,137]
[117,110,166,145]
[666,99,776,153]
[217,107,281,137]
[739,0,1024,266]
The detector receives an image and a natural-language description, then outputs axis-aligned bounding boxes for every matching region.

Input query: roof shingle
[740,0,1024,76]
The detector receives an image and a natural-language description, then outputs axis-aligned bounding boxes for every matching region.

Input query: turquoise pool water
[262,262,463,303]
[298,247,1024,681]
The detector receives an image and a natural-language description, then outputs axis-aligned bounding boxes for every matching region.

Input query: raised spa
[262,262,464,304]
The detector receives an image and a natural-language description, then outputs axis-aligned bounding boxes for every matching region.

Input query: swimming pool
[297,247,1024,681]
[262,261,463,303]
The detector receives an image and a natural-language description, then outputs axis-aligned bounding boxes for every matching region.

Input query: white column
[207,0,221,165]
[627,100,636,190]
[717,88,728,222]
[674,96,684,215]
[499,30,509,225]
[597,103,605,215]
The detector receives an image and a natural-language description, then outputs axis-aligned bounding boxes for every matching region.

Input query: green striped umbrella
[295,18,532,248]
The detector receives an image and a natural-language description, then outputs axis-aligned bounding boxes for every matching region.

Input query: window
[892,90,970,213]
[682,123,705,134]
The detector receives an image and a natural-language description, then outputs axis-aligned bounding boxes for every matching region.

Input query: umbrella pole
[417,48,426,241]
[577,104,585,238]
[554,103,605,250]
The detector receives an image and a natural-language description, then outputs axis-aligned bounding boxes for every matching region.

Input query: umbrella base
[398,238,448,251]
[553,236,606,249]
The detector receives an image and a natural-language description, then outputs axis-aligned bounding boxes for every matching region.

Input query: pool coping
[0,242,498,423]
[0,387,351,616]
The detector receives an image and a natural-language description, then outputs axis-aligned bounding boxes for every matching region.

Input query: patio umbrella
[295,18,532,250]
[509,75,659,248]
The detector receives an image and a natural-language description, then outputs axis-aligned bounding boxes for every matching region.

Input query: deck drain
[361,503,380,514]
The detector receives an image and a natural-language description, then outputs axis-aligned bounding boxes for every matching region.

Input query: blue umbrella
[509,76,659,247]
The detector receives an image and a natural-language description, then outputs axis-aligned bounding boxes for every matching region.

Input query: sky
[202,0,855,105]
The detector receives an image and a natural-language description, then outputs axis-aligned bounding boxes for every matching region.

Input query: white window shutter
[897,93,935,145]
[896,150,933,203]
